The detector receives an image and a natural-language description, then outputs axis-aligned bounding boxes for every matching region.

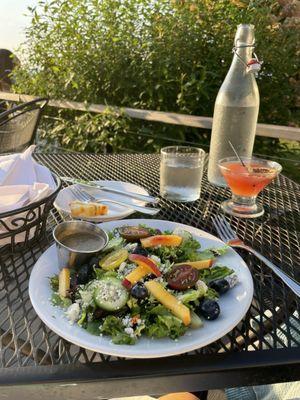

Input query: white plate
[29,219,253,359]
[54,180,149,222]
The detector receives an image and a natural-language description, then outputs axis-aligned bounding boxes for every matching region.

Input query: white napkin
[0,145,57,245]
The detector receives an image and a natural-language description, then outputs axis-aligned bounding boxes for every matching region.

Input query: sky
[0,0,37,53]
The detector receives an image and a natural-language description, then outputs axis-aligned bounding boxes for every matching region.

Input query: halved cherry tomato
[99,248,128,271]
[119,226,151,242]
[167,265,199,290]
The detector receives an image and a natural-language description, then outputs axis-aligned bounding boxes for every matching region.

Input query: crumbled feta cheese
[124,327,134,336]
[65,303,80,324]
[196,280,208,294]
[117,263,136,278]
[125,242,138,251]
[79,290,93,308]
[122,315,132,327]
[225,273,239,288]
[118,261,127,273]
[150,255,161,264]
[159,260,173,274]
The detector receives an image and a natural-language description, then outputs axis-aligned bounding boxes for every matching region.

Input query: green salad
[50,225,238,345]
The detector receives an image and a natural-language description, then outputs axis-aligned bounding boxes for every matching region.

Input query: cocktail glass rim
[217,156,282,218]
[218,156,282,176]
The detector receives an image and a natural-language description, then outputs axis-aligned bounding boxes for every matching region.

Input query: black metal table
[0,153,299,399]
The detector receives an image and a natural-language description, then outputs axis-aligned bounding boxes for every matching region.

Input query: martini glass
[218,157,282,218]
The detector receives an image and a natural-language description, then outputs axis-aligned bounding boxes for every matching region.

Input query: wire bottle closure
[232,43,262,73]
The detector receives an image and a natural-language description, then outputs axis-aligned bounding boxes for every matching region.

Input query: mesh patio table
[0,152,299,399]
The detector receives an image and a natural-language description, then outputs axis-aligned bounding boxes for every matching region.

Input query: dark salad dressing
[61,232,104,251]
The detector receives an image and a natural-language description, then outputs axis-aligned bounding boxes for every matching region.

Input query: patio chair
[0,98,48,153]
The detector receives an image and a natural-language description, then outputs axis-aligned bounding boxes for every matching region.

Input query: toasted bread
[70,200,108,217]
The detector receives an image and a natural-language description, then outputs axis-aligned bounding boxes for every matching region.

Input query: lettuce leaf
[149,304,170,316]
[51,293,72,308]
[49,275,59,291]
[100,315,136,345]
[150,241,228,264]
[111,332,136,345]
[204,287,219,300]
[151,237,201,263]
[145,314,187,339]
[127,297,141,315]
[100,315,124,335]
[78,309,87,326]
[103,237,125,252]
[199,265,233,284]
[93,267,105,280]
[184,246,229,262]
[176,287,205,306]
[86,320,101,335]
[144,306,187,339]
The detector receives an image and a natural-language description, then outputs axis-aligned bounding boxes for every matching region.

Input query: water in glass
[160,146,205,202]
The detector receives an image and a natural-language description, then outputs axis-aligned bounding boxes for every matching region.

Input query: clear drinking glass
[218,156,282,218]
[160,146,205,202]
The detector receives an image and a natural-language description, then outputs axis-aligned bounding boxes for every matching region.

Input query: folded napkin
[0,145,57,245]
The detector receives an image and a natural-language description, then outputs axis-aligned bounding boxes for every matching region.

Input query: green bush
[13,0,299,171]
[40,108,132,153]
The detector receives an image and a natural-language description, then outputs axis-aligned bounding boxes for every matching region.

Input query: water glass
[160,146,205,202]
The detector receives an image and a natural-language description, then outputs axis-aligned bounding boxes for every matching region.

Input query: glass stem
[232,194,256,207]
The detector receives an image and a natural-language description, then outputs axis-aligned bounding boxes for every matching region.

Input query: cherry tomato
[119,226,151,242]
[167,264,199,290]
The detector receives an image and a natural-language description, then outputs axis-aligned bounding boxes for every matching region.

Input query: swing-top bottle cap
[234,24,255,47]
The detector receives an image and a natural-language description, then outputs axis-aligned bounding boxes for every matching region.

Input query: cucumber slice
[93,277,128,311]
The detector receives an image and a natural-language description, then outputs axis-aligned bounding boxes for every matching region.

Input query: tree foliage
[13,0,299,155]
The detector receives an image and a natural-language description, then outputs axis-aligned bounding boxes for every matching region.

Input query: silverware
[70,185,160,216]
[212,215,300,297]
[53,221,108,269]
[61,177,159,204]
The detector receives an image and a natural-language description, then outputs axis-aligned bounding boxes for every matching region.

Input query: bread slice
[70,200,108,217]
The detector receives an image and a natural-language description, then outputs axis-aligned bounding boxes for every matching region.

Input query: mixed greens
[50,225,238,345]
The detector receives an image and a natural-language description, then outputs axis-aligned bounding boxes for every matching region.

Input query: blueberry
[70,274,78,289]
[131,282,148,300]
[77,263,93,284]
[209,279,230,295]
[88,256,99,268]
[93,308,107,319]
[199,299,220,320]
[132,246,149,257]
[144,273,157,282]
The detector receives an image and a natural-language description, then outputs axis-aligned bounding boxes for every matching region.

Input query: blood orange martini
[218,157,282,218]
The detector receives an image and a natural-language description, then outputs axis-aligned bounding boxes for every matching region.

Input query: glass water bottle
[208,24,260,186]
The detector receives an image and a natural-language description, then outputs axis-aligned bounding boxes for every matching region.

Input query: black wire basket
[0,174,61,254]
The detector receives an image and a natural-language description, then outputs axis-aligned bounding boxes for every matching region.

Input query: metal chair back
[0,98,48,153]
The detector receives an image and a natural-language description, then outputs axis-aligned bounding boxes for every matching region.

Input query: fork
[69,185,160,216]
[212,215,300,297]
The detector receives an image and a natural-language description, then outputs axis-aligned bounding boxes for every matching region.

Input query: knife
[61,177,159,204]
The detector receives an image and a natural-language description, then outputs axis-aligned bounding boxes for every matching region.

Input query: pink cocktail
[218,157,282,218]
